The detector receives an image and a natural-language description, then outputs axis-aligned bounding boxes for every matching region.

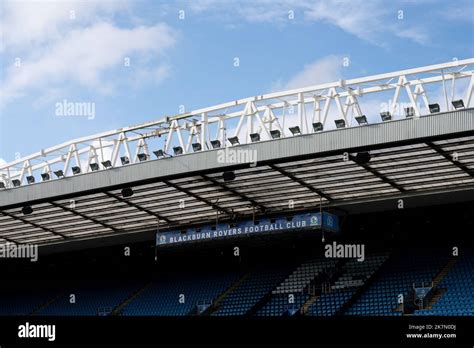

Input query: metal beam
[0,210,68,240]
[103,191,173,224]
[269,164,332,201]
[1,59,473,185]
[201,174,268,213]
[50,202,117,232]
[426,141,474,177]
[163,180,236,217]
[351,156,406,192]
[0,234,21,244]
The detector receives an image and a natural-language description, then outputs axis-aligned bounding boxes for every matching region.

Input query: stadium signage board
[156,211,339,246]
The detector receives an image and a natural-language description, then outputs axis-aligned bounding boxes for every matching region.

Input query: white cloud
[0,0,129,52]
[0,1,178,106]
[396,27,429,45]
[278,54,344,90]
[304,0,386,43]
[183,0,433,46]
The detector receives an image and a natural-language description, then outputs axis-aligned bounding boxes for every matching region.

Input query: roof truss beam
[0,210,68,241]
[201,174,268,213]
[268,164,332,201]
[163,180,237,217]
[103,191,173,224]
[49,202,118,232]
[351,157,406,192]
[426,141,474,177]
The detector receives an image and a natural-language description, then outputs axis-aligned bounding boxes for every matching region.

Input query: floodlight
[0,182,5,189]
[429,103,440,113]
[250,133,260,142]
[452,99,464,109]
[90,163,99,171]
[335,119,346,128]
[120,156,130,165]
[41,173,50,181]
[210,140,221,149]
[72,166,81,175]
[228,136,239,145]
[22,206,33,215]
[312,122,323,132]
[173,146,183,155]
[355,115,368,125]
[405,107,415,117]
[223,171,236,181]
[270,130,281,139]
[352,152,371,165]
[289,126,301,135]
[121,187,134,197]
[137,153,149,162]
[12,179,21,187]
[54,170,65,178]
[192,143,202,152]
[380,111,392,122]
[153,150,165,158]
[101,161,112,169]
[26,175,35,184]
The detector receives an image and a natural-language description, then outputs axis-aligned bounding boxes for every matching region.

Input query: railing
[1,59,473,189]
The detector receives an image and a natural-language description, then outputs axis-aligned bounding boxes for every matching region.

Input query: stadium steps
[419,258,457,311]
[30,292,65,316]
[339,251,392,315]
[300,294,319,315]
[111,281,153,316]
[202,272,251,316]
[425,288,446,310]
[433,258,457,287]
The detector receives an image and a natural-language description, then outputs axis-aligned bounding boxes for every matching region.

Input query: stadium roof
[1,59,474,250]
[1,108,473,250]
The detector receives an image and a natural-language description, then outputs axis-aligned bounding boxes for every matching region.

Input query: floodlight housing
[334,119,346,128]
[192,143,202,152]
[223,171,236,181]
[210,140,221,149]
[312,122,323,132]
[452,99,464,109]
[101,161,112,169]
[228,136,239,145]
[121,187,134,197]
[405,107,415,117]
[429,103,440,114]
[120,156,130,165]
[137,153,149,162]
[153,150,165,158]
[380,111,392,122]
[250,133,260,142]
[270,130,281,139]
[355,115,368,125]
[289,126,301,135]
[173,147,183,155]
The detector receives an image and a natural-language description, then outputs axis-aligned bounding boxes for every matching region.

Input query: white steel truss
[1,59,473,188]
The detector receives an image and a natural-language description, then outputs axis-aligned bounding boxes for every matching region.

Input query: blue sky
[0,0,473,164]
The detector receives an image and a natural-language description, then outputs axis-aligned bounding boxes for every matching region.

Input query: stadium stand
[344,250,452,316]
[37,280,145,316]
[308,288,357,316]
[212,265,295,316]
[122,272,239,316]
[307,253,389,316]
[0,288,59,316]
[256,293,309,316]
[414,250,474,316]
